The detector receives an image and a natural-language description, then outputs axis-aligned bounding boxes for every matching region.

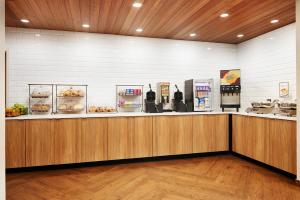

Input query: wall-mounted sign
[279,82,289,98]
[220,69,241,85]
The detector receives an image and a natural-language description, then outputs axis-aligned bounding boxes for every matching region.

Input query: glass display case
[28,84,54,114]
[55,84,88,114]
[116,85,143,112]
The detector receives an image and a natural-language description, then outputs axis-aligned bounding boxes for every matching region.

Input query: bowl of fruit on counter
[5,104,28,117]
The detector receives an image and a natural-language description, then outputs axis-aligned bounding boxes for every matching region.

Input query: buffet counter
[5,111,297,121]
[5,111,297,175]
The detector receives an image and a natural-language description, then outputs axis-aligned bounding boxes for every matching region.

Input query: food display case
[116,85,143,112]
[55,84,88,114]
[28,84,54,114]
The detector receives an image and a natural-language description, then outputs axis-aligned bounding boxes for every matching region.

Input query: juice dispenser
[220,69,241,112]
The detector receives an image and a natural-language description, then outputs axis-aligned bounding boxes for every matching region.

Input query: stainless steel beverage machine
[220,69,241,112]
[172,85,187,112]
[184,79,214,112]
[157,82,172,112]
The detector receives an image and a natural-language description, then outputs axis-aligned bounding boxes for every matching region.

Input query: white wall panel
[237,24,296,109]
[5,27,237,110]
[5,24,296,112]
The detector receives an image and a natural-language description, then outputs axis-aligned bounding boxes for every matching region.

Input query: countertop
[5,111,297,121]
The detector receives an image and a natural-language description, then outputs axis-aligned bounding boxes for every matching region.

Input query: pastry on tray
[31,104,51,112]
[31,91,50,98]
[59,87,85,97]
[88,106,116,113]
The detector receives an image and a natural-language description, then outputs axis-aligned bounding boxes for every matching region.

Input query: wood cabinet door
[268,119,296,174]
[251,117,269,163]
[107,117,152,160]
[6,120,26,168]
[153,116,193,156]
[130,117,153,158]
[233,115,255,158]
[54,119,82,164]
[26,119,55,167]
[81,118,108,162]
[233,115,248,156]
[233,115,269,162]
[193,115,228,153]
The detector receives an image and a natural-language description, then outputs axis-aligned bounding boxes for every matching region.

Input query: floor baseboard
[6,151,297,180]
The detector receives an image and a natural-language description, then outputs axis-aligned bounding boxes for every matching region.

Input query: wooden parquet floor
[6,155,300,200]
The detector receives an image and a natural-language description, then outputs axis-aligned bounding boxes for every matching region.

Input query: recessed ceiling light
[136,28,143,32]
[133,2,142,8]
[190,33,196,37]
[237,34,244,38]
[270,19,279,24]
[82,24,90,28]
[220,13,229,18]
[20,19,30,23]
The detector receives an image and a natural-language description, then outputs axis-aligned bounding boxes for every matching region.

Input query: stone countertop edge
[5,111,297,121]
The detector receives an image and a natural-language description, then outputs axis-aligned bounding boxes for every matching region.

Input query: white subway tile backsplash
[238,24,296,108]
[5,24,296,111]
[5,27,237,109]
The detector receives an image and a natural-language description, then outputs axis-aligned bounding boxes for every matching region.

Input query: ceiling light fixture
[136,28,143,32]
[237,34,244,38]
[220,13,229,18]
[35,33,41,37]
[190,33,196,37]
[270,19,279,24]
[82,24,90,28]
[20,19,30,23]
[133,2,142,8]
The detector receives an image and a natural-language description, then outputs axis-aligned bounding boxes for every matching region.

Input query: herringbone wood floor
[6,155,300,200]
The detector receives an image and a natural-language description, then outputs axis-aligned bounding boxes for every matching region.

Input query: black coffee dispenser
[145,84,162,113]
[173,85,187,112]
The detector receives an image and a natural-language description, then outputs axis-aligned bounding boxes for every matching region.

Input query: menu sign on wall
[220,69,241,85]
[279,82,289,98]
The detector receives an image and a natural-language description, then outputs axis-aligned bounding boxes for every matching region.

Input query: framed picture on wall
[279,82,289,98]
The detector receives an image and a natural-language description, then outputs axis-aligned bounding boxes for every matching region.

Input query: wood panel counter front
[232,115,296,174]
[5,114,229,168]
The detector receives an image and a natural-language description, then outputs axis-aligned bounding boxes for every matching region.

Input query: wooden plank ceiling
[5,0,295,44]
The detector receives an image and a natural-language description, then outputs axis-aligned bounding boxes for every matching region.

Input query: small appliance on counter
[157,82,172,112]
[172,85,187,112]
[220,69,241,112]
[275,101,297,117]
[245,99,275,114]
[145,84,162,113]
[185,79,214,112]
[246,99,296,117]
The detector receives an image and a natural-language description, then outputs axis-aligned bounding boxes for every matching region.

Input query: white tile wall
[5,27,237,110]
[237,24,296,109]
[5,23,296,111]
